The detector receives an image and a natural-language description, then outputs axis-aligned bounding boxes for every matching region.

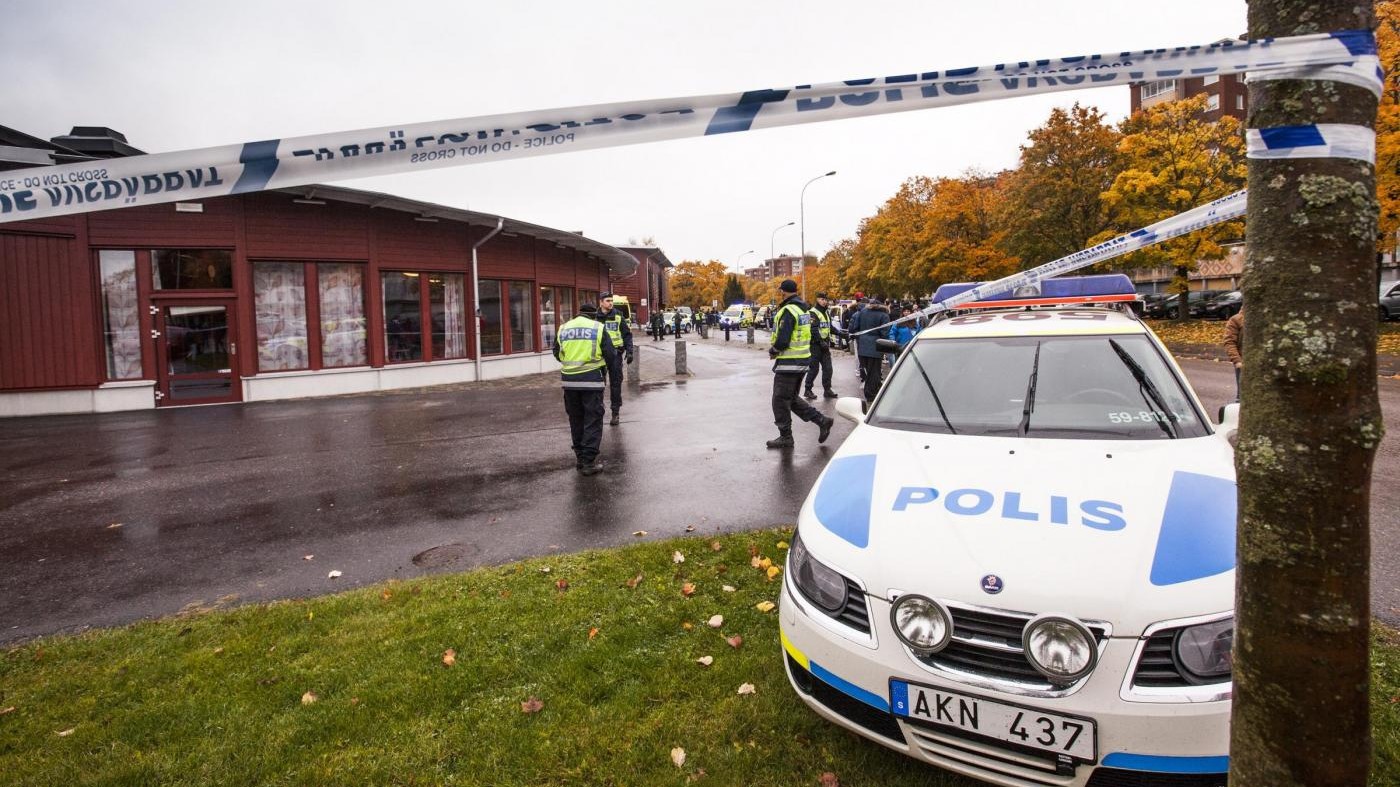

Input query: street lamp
[736,249,756,271]
[770,221,795,276]
[800,170,837,301]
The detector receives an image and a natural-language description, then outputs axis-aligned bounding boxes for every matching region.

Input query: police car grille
[836,580,870,634]
[916,606,1106,692]
[1131,628,1231,689]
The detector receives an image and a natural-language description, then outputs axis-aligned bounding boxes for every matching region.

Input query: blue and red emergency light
[932,274,1138,310]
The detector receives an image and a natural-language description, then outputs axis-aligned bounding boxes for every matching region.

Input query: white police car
[781,275,1236,787]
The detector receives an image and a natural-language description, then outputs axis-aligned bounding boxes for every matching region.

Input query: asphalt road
[1,335,1397,643]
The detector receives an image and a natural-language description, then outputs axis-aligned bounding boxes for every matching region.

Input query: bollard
[675,340,687,375]
[724,325,731,342]
[746,326,754,344]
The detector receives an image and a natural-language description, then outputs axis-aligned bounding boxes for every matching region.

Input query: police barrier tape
[0,30,1379,224]
[853,191,1248,335]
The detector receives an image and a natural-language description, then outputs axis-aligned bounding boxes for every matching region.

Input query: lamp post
[736,249,756,271]
[800,171,837,301]
[770,221,795,278]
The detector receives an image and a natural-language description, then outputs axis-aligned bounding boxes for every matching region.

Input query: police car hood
[797,425,1236,636]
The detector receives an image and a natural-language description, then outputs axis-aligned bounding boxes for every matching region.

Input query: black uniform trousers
[563,388,605,463]
[804,344,833,393]
[602,353,625,413]
[860,355,884,402]
[772,371,822,433]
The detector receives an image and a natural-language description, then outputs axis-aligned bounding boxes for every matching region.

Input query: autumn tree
[1097,94,1247,318]
[669,260,729,310]
[1376,0,1400,267]
[999,103,1123,265]
[721,274,745,306]
[1231,2,1383,785]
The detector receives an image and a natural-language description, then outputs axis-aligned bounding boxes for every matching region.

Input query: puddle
[411,542,479,568]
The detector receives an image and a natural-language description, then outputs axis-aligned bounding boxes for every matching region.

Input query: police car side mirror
[1217,402,1240,440]
[836,397,866,424]
[875,338,900,354]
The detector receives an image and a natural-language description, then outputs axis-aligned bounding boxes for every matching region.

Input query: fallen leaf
[442,649,456,667]
[696,655,714,667]
[748,544,760,557]
[350,697,360,706]
[689,769,708,783]
[681,622,694,631]
[381,590,392,600]
[749,556,763,568]
[327,570,342,579]
[301,691,318,705]
[212,647,224,655]
[555,579,569,591]
[302,554,313,560]
[755,601,776,613]
[106,523,123,529]
[820,773,840,787]
[737,683,756,695]
[521,697,544,714]
[776,541,790,550]
[710,541,723,551]
[540,566,552,573]
[758,557,773,570]
[671,746,687,768]
[685,525,696,532]
[625,573,644,589]
[682,582,697,597]
[727,635,744,649]
[722,585,736,593]
[588,627,599,640]
[707,614,724,628]
[766,565,781,580]
[672,550,686,564]
[56,727,75,737]
[633,530,648,537]
[0,706,14,715]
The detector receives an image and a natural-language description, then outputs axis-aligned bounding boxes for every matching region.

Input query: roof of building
[277,184,639,277]
[617,246,674,269]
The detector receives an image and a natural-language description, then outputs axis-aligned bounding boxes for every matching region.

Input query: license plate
[890,679,1097,761]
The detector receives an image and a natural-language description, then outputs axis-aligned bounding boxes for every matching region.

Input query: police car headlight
[1023,615,1097,683]
[789,533,847,612]
[891,594,953,654]
[1174,618,1234,681]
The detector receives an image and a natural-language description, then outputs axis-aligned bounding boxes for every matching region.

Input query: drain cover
[412,543,473,568]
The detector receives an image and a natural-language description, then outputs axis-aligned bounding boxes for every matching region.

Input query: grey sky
[2,0,1247,269]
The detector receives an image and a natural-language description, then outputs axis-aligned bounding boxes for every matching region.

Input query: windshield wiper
[1018,342,1041,436]
[1108,338,1178,439]
[908,351,957,434]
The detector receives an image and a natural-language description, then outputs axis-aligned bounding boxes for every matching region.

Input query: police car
[781,275,1236,787]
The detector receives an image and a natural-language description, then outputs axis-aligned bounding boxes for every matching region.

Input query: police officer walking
[803,292,838,400]
[767,279,834,449]
[649,308,665,342]
[553,302,617,475]
[598,292,634,425]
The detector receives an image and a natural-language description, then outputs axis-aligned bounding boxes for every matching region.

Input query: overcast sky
[3,0,1246,269]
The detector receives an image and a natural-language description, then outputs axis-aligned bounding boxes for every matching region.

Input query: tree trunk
[1173,265,1192,321]
[1232,2,1383,785]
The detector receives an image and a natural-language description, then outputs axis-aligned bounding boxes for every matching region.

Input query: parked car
[661,310,691,335]
[782,274,1236,786]
[1382,281,1400,321]
[1199,290,1243,320]
[719,305,754,329]
[1144,289,1226,319]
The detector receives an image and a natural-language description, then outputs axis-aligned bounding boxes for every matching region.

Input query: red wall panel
[373,210,471,269]
[477,235,535,279]
[87,199,236,248]
[0,232,101,390]
[244,193,369,260]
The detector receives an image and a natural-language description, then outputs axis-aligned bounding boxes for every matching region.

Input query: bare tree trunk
[1232,2,1383,785]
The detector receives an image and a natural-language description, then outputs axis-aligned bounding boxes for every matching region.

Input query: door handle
[230,342,237,355]
[150,329,161,339]
[149,305,160,315]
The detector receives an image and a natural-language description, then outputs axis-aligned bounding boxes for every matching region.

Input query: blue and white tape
[1247,124,1376,164]
[0,29,1378,223]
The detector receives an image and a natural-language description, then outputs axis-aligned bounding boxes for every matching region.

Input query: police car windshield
[868,334,1207,439]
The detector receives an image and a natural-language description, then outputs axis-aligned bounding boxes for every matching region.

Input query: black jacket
[770,294,811,373]
[598,307,634,352]
[850,303,891,358]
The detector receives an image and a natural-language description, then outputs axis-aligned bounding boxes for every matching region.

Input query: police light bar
[932,274,1137,309]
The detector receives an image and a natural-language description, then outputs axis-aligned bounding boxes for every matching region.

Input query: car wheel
[1383,306,1392,322]
[1167,308,1179,319]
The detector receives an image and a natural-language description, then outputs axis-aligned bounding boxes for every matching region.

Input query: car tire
[1383,306,1392,322]
[1167,308,1179,319]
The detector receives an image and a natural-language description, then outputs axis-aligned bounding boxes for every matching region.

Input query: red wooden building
[0,182,664,417]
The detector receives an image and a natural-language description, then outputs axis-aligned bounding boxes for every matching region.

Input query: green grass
[3,530,1398,786]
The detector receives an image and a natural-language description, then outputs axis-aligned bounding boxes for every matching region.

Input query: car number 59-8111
[890,679,1097,761]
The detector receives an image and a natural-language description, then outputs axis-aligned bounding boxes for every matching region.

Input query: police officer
[767,279,834,449]
[598,292,634,425]
[803,292,838,400]
[553,302,617,475]
[649,308,665,341]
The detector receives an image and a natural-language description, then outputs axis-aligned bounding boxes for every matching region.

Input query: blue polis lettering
[559,327,598,341]
[892,486,1126,531]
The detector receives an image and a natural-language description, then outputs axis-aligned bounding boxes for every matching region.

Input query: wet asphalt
[1,335,1398,643]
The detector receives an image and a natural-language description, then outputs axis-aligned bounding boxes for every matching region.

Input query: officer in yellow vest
[598,292,634,425]
[803,291,838,400]
[553,302,617,475]
[766,279,834,449]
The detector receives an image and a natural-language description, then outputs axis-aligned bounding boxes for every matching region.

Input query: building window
[1140,79,1176,101]
[318,263,367,368]
[509,281,535,352]
[1206,94,1220,112]
[579,289,600,311]
[540,286,576,350]
[1203,74,1219,86]
[253,263,309,371]
[98,250,142,379]
[152,249,233,290]
[429,273,468,360]
[383,272,423,362]
[1236,94,1245,111]
[479,280,504,355]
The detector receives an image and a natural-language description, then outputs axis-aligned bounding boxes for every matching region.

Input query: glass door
[155,301,241,405]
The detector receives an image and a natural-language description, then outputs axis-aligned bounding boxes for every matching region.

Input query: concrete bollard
[675,340,687,375]
[746,326,755,344]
